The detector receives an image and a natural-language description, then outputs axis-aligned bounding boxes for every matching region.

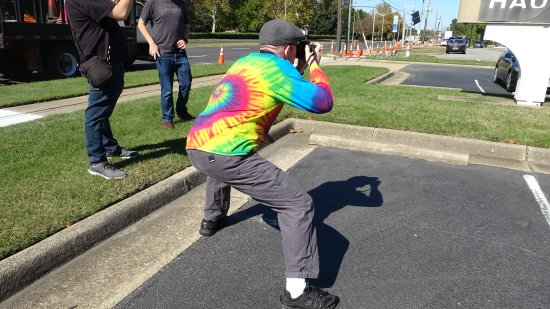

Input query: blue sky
[353,0,461,31]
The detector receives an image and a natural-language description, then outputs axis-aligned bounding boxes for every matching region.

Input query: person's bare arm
[176,24,191,49]
[107,0,133,21]
[138,18,160,59]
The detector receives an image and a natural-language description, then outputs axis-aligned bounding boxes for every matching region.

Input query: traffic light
[412,11,421,25]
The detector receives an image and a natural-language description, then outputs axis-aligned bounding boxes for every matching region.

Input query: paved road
[436,47,504,62]
[116,146,550,309]
[399,64,510,95]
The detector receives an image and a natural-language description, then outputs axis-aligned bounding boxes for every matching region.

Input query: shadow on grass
[227,175,383,288]
[114,137,188,168]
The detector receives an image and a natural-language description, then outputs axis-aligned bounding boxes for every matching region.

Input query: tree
[309,0,338,35]
[234,0,267,32]
[260,0,316,29]
[188,0,231,33]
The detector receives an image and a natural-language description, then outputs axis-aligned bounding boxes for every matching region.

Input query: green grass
[0,63,231,108]
[1,65,550,260]
[292,66,550,146]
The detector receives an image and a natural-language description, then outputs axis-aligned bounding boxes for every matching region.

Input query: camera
[296,40,315,60]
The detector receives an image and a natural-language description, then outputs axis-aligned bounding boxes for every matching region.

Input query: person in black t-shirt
[66,0,139,179]
[138,0,193,129]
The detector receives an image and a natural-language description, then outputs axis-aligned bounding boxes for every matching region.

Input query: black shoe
[88,162,127,179]
[176,111,195,121]
[106,147,139,159]
[199,217,227,236]
[280,285,339,309]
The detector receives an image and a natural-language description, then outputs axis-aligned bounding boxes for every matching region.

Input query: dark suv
[445,38,467,54]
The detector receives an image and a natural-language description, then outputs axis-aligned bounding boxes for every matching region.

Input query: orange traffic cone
[218,45,224,64]
[342,48,346,58]
[48,0,59,20]
[348,49,353,58]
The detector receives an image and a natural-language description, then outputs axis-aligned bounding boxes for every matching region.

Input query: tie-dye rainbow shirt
[186,52,333,155]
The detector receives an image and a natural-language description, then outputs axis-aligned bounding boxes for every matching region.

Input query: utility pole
[346,0,352,53]
[422,0,432,43]
[401,0,407,44]
[371,9,376,50]
[432,10,438,43]
[337,0,343,54]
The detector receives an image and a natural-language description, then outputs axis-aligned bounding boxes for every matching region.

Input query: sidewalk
[0,75,223,127]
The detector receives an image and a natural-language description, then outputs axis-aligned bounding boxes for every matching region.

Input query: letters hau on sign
[458,0,550,23]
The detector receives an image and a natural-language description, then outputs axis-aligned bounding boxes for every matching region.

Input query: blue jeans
[85,64,124,164]
[156,51,192,121]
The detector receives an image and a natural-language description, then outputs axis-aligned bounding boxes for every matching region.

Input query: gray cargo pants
[187,149,319,279]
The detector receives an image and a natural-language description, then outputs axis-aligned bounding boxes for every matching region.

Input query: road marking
[524,175,550,227]
[474,79,486,93]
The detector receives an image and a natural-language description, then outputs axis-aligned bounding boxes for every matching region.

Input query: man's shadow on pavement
[229,175,383,288]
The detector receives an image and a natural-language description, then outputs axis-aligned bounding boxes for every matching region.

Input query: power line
[381,0,402,12]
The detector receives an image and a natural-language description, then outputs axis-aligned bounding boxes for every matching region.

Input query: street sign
[392,15,398,32]
[412,11,421,25]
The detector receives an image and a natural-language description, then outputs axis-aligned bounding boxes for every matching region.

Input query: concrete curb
[291,119,550,173]
[1,118,549,301]
[309,134,469,166]
[0,119,294,302]
[367,71,394,84]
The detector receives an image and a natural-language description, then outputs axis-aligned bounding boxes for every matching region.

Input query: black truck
[0,0,149,79]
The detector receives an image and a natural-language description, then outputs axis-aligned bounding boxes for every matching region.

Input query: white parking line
[474,79,486,93]
[524,175,550,227]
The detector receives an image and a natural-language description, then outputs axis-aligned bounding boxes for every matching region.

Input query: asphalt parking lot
[116,146,550,309]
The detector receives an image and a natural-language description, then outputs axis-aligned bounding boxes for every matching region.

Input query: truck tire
[44,45,80,79]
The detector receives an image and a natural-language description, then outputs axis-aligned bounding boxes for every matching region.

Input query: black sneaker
[176,111,195,121]
[106,147,139,159]
[199,217,227,236]
[280,285,339,309]
[88,162,127,179]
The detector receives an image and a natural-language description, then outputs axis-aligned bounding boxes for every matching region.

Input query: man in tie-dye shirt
[186,20,338,309]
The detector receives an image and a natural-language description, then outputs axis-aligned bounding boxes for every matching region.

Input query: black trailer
[0,0,148,79]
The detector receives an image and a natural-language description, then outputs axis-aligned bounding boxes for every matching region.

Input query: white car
[440,39,448,46]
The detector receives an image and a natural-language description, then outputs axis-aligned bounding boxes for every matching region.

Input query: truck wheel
[45,45,79,79]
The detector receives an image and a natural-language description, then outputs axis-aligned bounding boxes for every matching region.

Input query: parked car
[474,40,484,48]
[445,38,467,54]
[493,49,519,92]
[440,39,448,46]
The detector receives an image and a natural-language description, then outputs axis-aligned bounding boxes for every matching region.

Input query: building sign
[458,0,550,23]
[392,15,399,32]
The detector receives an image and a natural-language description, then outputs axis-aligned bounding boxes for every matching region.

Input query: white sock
[286,278,306,299]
